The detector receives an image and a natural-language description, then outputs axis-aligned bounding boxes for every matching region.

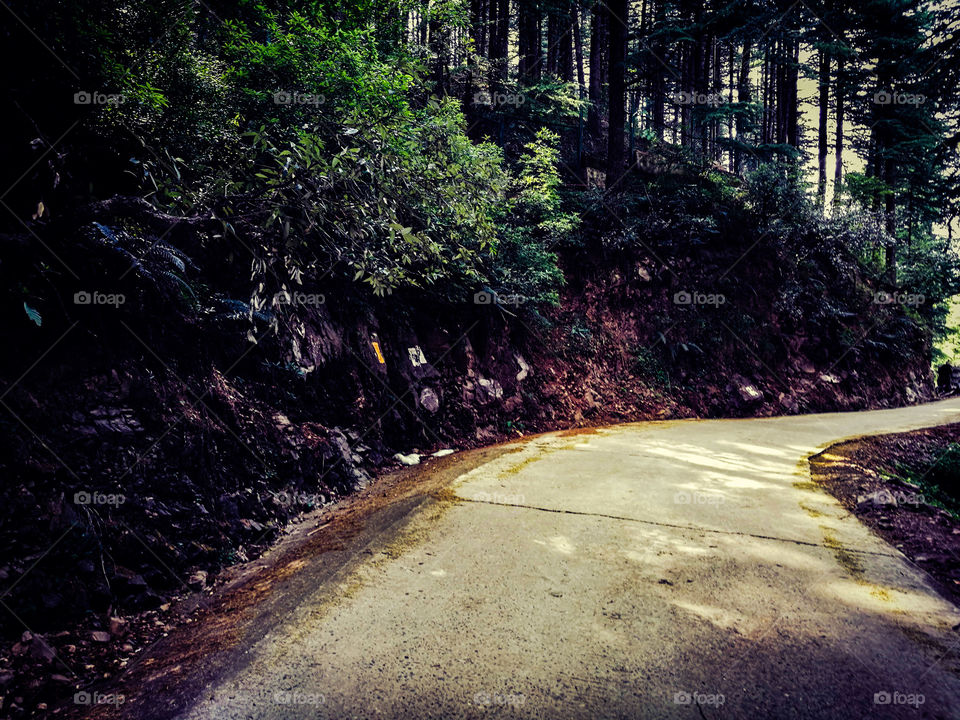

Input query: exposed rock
[90,631,111,643]
[475,376,503,405]
[431,449,455,458]
[187,570,208,591]
[419,387,440,414]
[393,452,421,466]
[475,425,498,443]
[503,395,522,413]
[515,354,531,382]
[778,393,800,414]
[109,617,128,637]
[330,428,371,488]
[407,346,428,368]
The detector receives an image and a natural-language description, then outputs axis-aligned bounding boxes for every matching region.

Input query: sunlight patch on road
[532,535,576,555]
[671,600,752,634]
[818,579,950,616]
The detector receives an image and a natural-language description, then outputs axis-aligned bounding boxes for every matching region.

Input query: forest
[1,0,960,717]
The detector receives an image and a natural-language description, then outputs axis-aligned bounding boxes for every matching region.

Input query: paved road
[179,400,960,719]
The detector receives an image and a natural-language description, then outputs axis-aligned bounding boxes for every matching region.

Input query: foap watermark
[874,691,925,707]
[473,691,525,708]
[74,692,125,706]
[74,290,125,307]
[858,489,926,507]
[273,691,326,706]
[273,91,324,106]
[273,291,326,307]
[74,490,126,507]
[275,490,325,507]
[873,91,925,106]
[670,91,727,106]
[474,290,527,307]
[473,491,525,505]
[874,290,924,307]
[674,691,725,706]
[674,491,723,506]
[673,290,725,307]
[74,91,125,106]
[472,91,525,107]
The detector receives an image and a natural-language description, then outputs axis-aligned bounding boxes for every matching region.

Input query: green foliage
[898,233,960,332]
[491,129,575,305]
[84,4,569,311]
[630,345,670,387]
[840,173,893,209]
[891,444,960,518]
[744,161,812,229]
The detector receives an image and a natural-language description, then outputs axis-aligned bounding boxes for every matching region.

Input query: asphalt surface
[177,400,960,719]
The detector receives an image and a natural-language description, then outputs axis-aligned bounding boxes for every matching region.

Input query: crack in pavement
[455,496,899,557]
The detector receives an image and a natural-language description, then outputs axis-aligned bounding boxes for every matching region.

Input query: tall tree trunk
[587,4,607,146]
[650,0,666,141]
[884,157,897,282]
[470,0,485,57]
[735,40,752,173]
[497,0,510,80]
[760,44,770,146]
[478,0,488,56]
[786,38,800,149]
[546,5,559,77]
[833,54,845,205]
[817,45,830,204]
[488,0,507,81]
[518,0,541,81]
[573,3,586,94]
[496,0,509,78]
[558,3,574,82]
[606,0,628,187]
[429,12,445,94]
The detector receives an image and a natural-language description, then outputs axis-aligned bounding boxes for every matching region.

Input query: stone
[419,387,440,414]
[778,393,799,414]
[407,346,428,368]
[393,453,421,466]
[503,395,522,413]
[475,376,504,405]
[187,570,208,591]
[515,355,531,382]
[109,617,128,637]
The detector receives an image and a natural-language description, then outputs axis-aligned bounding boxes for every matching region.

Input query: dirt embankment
[811,423,960,608]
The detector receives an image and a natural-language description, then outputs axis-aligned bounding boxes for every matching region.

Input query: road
[166,400,960,719]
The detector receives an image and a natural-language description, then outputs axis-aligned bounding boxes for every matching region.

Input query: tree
[606,0,628,187]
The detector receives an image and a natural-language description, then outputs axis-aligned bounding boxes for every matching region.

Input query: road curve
[177,400,960,719]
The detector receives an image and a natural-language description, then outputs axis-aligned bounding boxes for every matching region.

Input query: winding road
[123,400,960,719]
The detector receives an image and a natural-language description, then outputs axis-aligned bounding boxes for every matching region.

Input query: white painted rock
[393,452,421,466]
